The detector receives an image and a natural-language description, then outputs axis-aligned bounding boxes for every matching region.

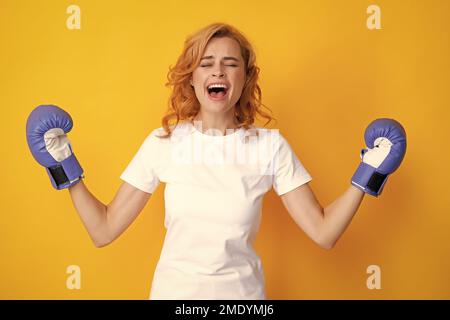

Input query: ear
[190,77,193,86]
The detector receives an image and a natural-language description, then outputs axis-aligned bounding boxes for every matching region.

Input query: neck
[192,109,238,136]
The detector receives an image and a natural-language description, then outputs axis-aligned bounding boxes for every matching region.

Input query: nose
[213,72,225,78]
[212,65,225,78]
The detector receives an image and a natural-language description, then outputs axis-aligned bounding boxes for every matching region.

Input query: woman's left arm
[280,118,407,250]
[280,183,364,250]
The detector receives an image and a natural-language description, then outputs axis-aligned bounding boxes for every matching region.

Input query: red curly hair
[158,22,276,138]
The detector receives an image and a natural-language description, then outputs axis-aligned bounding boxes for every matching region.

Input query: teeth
[207,83,228,90]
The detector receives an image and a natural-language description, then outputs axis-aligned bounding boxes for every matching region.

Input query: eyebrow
[200,55,240,62]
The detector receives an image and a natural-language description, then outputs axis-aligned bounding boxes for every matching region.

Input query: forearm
[68,180,110,247]
[318,185,365,248]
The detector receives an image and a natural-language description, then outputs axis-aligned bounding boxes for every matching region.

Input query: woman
[25,23,407,300]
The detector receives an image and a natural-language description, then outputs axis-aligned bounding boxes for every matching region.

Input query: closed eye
[200,64,238,67]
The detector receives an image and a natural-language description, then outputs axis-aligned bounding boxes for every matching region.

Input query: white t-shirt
[120,121,312,300]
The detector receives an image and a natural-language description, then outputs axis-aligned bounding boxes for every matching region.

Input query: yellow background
[1,0,449,299]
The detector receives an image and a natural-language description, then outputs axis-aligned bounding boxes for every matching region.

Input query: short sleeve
[120,130,161,194]
[272,134,312,196]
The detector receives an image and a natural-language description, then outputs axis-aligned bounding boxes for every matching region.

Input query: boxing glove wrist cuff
[45,153,84,190]
[351,162,388,197]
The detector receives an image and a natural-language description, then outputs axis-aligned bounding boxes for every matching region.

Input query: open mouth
[207,83,229,100]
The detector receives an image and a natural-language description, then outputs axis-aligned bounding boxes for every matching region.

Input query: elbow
[318,241,335,250]
[92,235,112,248]
[93,240,110,248]
[315,235,336,250]
[93,239,110,248]
[315,223,336,250]
[92,217,112,248]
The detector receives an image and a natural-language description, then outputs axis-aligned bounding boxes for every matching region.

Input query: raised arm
[280,118,407,250]
[26,104,152,248]
[281,183,364,250]
[69,180,151,247]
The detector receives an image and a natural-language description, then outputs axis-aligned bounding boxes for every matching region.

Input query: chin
[201,100,230,110]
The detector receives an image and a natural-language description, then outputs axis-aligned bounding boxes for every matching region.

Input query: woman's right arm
[25,105,151,248]
[68,180,151,247]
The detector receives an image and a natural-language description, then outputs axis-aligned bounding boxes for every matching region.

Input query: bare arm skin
[68,180,151,247]
[281,183,365,250]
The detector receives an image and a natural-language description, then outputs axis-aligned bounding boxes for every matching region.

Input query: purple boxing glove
[351,118,407,197]
[26,105,84,190]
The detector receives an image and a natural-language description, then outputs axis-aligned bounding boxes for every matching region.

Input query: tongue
[210,91,226,98]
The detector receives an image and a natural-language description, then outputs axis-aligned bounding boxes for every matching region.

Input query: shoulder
[144,122,195,148]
